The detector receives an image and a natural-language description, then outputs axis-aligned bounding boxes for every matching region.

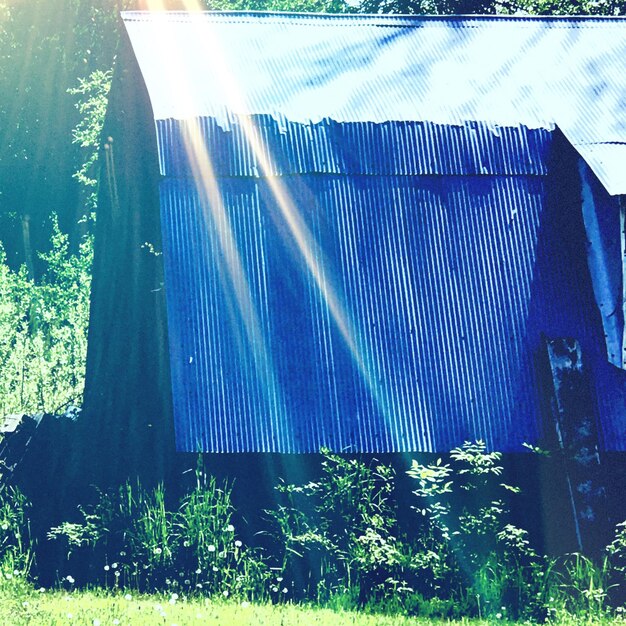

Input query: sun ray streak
[144,0,288,450]
[143,2,430,449]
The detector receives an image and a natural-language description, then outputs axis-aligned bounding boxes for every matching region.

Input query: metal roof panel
[122,11,626,194]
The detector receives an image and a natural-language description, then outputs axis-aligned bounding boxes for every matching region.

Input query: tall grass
[3,442,626,621]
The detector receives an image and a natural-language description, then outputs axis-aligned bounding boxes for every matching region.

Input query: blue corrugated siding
[155,118,551,179]
[158,115,610,453]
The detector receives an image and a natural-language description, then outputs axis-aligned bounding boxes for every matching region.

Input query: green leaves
[0,217,92,415]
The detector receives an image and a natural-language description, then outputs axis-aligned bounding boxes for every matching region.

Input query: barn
[82,12,626,494]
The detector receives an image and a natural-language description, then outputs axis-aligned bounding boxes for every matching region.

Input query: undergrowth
[0,445,615,622]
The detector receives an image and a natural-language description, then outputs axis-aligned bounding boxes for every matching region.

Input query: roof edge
[120,10,626,24]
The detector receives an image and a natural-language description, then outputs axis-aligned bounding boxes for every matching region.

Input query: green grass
[0,587,453,625]
[0,583,623,626]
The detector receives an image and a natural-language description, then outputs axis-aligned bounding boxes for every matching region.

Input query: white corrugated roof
[122,11,626,194]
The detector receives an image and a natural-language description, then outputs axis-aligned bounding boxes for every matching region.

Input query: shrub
[0,218,92,416]
[265,449,406,606]
[48,464,270,599]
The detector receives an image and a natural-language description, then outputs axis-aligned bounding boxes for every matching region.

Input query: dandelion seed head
[124,593,132,601]
[226,524,234,532]
[234,540,242,548]
[208,545,216,552]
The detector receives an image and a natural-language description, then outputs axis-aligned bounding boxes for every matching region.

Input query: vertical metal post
[544,338,608,555]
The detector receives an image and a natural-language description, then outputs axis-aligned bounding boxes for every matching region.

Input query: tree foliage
[0,219,92,415]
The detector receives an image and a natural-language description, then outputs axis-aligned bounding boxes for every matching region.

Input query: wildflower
[184,579,190,585]
[276,577,283,582]
[226,524,235,532]
[112,562,118,569]
[124,593,132,601]
[496,613,502,619]
[271,586,278,593]
[212,566,218,572]
[119,551,126,556]
[115,571,121,578]
[93,620,101,626]
[241,601,250,608]
[1,522,8,530]
[166,578,172,586]
[282,588,288,594]
[5,573,12,580]
[113,621,121,625]
[208,545,216,553]
[22,602,29,607]
[195,568,201,575]
[183,541,190,548]
[223,590,229,597]
[38,587,45,593]
[154,547,162,555]
[66,575,75,584]
[234,540,242,548]
[154,604,163,611]
[104,565,110,571]
[67,614,73,619]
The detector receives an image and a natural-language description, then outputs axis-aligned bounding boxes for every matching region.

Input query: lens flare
[140,1,432,451]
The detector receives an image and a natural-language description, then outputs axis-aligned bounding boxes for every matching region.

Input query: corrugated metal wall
[157,119,618,453]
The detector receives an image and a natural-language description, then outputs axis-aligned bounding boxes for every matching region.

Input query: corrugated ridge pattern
[125,12,626,194]
[156,119,551,179]
[159,159,606,453]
